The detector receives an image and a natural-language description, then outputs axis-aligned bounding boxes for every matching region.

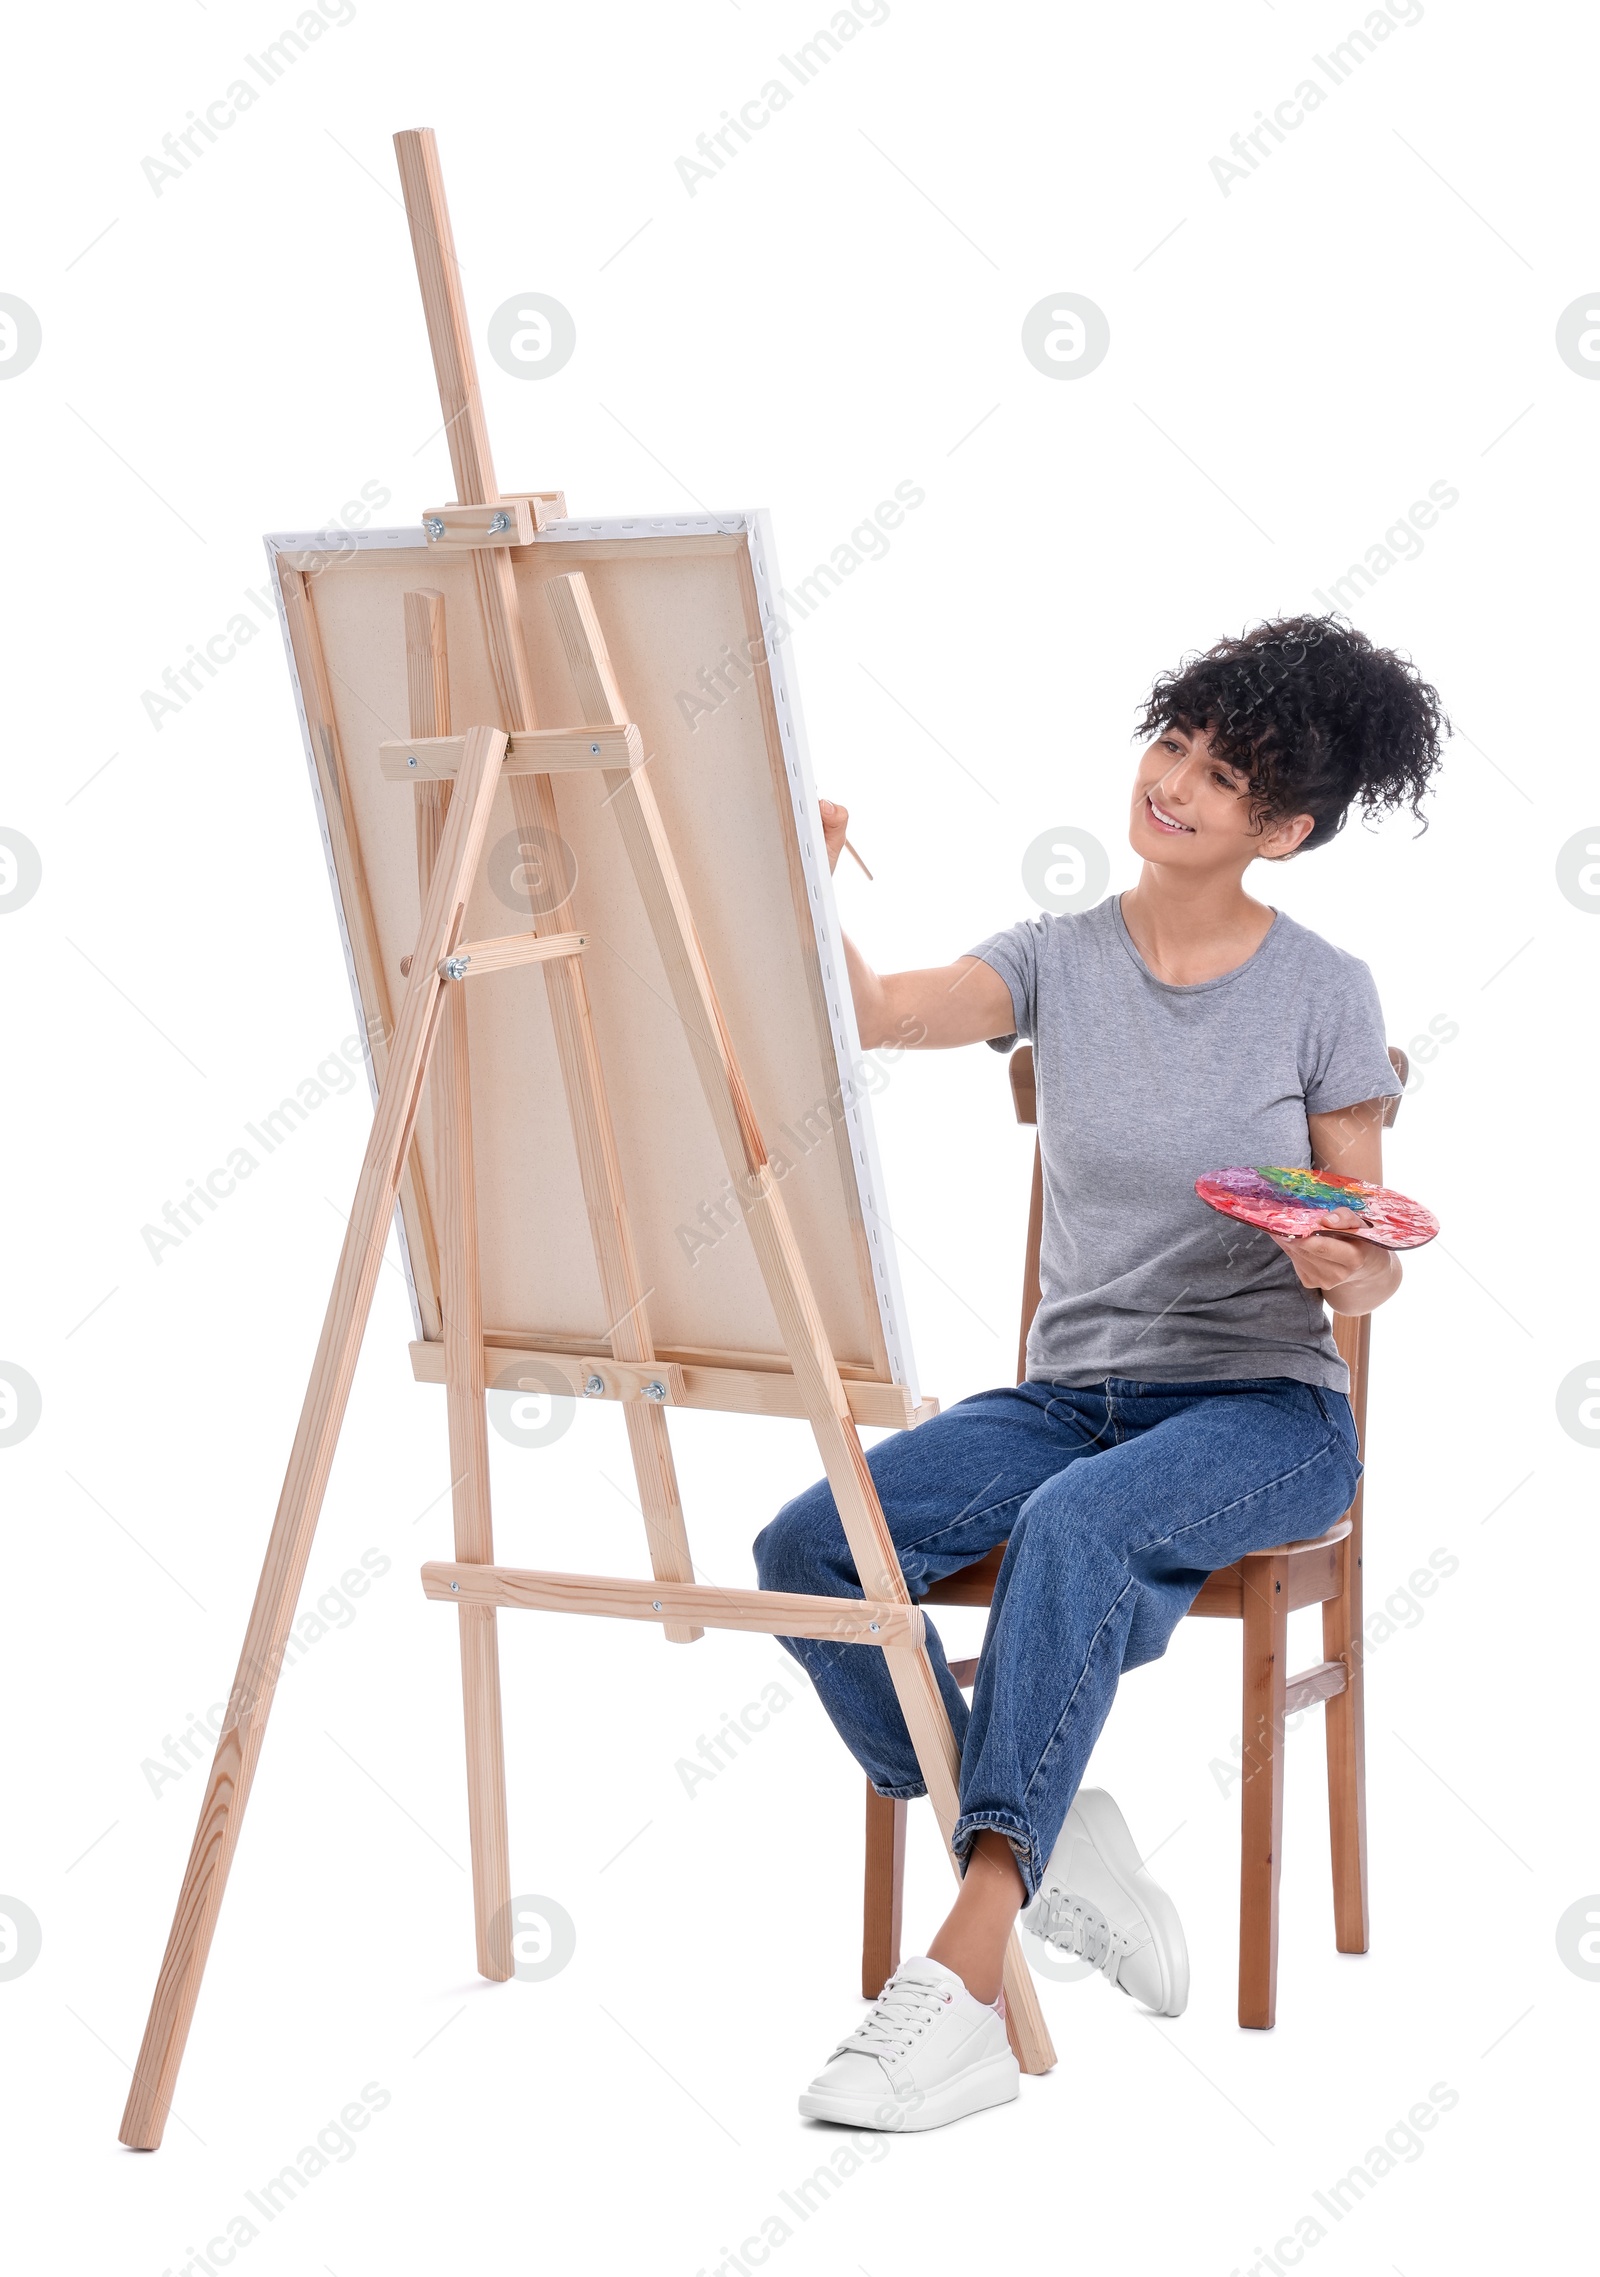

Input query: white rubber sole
[1063,1786,1190,2016]
[799,2051,1020,2133]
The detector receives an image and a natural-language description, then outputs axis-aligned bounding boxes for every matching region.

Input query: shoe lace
[1033,1892,1124,1982]
[836,1971,954,2064]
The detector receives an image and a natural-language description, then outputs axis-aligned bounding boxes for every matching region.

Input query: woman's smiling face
[1129,724,1315,868]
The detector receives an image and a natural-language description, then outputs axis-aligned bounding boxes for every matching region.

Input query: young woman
[754,614,1446,2132]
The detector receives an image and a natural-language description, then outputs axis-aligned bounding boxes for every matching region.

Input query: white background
[1,1,1594,2271]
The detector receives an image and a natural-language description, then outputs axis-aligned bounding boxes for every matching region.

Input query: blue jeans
[753,1376,1361,1902]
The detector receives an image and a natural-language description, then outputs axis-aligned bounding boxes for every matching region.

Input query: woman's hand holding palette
[1194,1164,1438,1250]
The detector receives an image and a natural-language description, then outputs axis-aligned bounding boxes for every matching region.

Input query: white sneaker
[798,1956,1019,2132]
[1021,1787,1190,2016]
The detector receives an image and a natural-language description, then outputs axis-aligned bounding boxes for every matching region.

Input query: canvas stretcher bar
[406,1337,936,1426]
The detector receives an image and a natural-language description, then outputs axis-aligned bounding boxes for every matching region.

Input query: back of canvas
[269,517,919,1399]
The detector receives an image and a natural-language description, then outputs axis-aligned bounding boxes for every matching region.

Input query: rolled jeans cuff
[952,1809,1040,1902]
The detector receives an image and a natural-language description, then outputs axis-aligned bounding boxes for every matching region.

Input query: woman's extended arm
[823,800,1017,1050]
[1264,1095,1403,1316]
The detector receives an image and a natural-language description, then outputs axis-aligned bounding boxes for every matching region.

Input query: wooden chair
[861,1040,1408,2029]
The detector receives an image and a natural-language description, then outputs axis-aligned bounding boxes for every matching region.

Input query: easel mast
[118,129,1052,2151]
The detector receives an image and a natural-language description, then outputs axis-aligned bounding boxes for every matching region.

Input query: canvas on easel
[271,511,927,1423]
[117,127,1055,2153]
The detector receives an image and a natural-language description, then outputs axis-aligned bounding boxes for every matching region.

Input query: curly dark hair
[1132,614,1449,853]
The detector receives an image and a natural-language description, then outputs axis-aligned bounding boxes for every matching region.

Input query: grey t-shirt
[968,895,1403,1393]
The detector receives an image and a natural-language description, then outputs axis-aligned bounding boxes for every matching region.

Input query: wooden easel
[118,128,1054,2150]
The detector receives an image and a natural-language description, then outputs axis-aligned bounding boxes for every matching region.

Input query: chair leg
[862,1781,907,1996]
[1323,1540,1370,1953]
[1238,1551,1289,2029]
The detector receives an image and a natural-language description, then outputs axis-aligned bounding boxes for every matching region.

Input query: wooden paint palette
[1195,1165,1439,1250]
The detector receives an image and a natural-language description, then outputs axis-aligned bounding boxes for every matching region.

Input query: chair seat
[920,1517,1352,1617]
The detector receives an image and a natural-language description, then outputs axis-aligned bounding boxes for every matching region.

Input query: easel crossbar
[440,928,584,980]
[379,726,642,780]
[419,1563,925,1645]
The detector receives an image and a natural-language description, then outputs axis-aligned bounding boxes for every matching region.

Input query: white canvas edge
[263,514,922,1403]
[742,509,920,1404]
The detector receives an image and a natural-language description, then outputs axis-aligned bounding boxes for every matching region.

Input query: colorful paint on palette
[1194,1165,1438,1250]
[1255,1166,1368,1209]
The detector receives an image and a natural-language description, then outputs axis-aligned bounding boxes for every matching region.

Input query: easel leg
[875,1642,1052,2071]
[407,590,512,1979]
[541,569,1055,2072]
[119,727,509,2149]
[393,132,702,1646]
[434,975,513,1979]
[509,801,701,1646]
